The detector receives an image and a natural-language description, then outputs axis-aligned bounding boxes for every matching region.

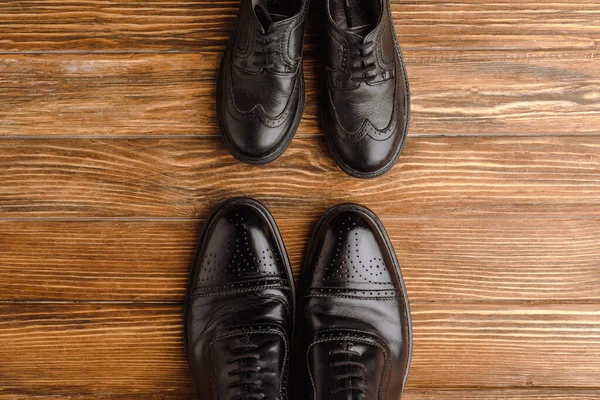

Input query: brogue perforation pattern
[311,215,395,287]
[197,213,284,286]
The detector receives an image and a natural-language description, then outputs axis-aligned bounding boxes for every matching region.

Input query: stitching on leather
[288,0,310,64]
[283,18,302,66]
[306,287,399,299]
[226,69,299,124]
[313,286,396,292]
[307,344,317,400]
[327,24,393,90]
[225,60,300,126]
[307,330,391,400]
[208,326,290,400]
[234,0,253,58]
[369,46,394,86]
[305,293,399,301]
[270,0,309,68]
[192,277,287,293]
[192,284,291,298]
[204,341,216,400]
[327,28,361,91]
[268,67,299,76]
[375,24,386,70]
[375,19,394,69]
[370,23,395,85]
[327,86,398,143]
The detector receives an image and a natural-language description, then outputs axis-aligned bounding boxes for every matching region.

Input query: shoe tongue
[255,4,287,31]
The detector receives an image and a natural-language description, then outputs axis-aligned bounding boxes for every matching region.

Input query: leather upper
[186,198,294,400]
[323,0,409,178]
[218,0,309,163]
[300,204,412,399]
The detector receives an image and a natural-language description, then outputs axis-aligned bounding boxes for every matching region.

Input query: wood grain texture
[1,0,600,396]
[0,303,598,394]
[1,51,599,137]
[0,136,598,218]
[1,218,599,302]
[1,0,599,52]
[410,303,600,388]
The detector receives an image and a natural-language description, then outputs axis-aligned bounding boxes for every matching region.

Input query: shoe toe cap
[194,199,288,287]
[308,206,397,291]
[221,116,294,163]
[219,67,302,164]
[329,128,404,178]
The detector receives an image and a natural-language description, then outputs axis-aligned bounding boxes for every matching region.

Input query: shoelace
[228,343,265,400]
[253,5,279,69]
[329,344,368,395]
[351,40,377,83]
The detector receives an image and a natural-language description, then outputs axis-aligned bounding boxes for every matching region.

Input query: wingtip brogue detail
[224,68,303,129]
[300,204,412,400]
[218,0,309,165]
[326,85,398,143]
[323,0,410,179]
[324,75,407,178]
[185,198,294,400]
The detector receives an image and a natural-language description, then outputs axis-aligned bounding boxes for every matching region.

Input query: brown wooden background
[1,1,599,399]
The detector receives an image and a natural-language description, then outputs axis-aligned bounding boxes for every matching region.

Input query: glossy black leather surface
[323,0,410,178]
[218,0,309,165]
[185,198,295,400]
[299,204,412,399]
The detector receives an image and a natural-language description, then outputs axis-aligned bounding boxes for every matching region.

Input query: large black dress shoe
[322,0,410,178]
[185,198,295,399]
[218,0,310,165]
[299,204,412,399]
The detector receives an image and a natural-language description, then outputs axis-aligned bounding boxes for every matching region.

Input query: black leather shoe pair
[218,0,410,178]
[185,198,412,399]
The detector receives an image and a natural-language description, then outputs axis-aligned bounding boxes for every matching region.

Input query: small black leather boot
[323,0,410,178]
[218,0,310,165]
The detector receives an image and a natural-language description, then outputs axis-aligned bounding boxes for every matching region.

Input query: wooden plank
[0,1,599,52]
[410,303,600,388]
[1,218,599,302]
[394,0,600,51]
[0,305,190,395]
[410,50,600,136]
[0,303,598,392]
[1,51,599,137]
[0,136,598,219]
